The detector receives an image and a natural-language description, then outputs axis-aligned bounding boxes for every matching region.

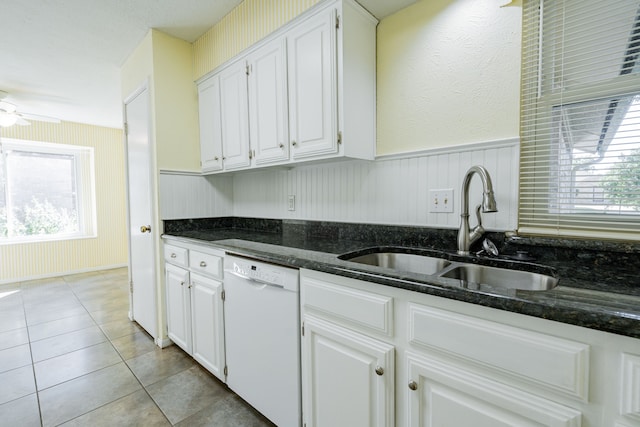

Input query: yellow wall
[152,30,200,172]
[121,30,200,173]
[0,121,127,283]
[193,0,320,80]
[376,0,522,154]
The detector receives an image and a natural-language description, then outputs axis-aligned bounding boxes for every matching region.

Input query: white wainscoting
[159,138,519,231]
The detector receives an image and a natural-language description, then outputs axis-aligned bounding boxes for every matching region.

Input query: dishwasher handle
[226,269,284,289]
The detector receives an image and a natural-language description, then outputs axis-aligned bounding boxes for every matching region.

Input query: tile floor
[0,268,276,426]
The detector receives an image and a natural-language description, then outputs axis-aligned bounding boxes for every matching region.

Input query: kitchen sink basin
[339,250,451,276]
[438,263,558,291]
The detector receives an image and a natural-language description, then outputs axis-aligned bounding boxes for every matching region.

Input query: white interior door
[124,84,157,338]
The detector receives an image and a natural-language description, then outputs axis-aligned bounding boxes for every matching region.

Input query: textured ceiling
[0,0,415,129]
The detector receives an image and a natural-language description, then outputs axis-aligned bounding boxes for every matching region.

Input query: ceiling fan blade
[19,112,60,124]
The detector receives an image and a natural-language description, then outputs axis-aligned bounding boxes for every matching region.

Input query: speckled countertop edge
[163,233,640,340]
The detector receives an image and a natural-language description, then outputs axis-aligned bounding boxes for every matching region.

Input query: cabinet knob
[279,143,284,149]
[171,253,177,258]
[200,261,207,267]
[291,141,297,147]
[375,366,384,376]
[180,281,184,287]
[408,380,418,391]
[214,156,219,161]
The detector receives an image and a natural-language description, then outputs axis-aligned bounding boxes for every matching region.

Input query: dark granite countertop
[162,218,640,340]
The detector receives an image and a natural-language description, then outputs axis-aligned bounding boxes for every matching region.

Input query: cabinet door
[302,315,394,427]
[197,75,223,172]
[248,37,289,166]
[165,264,192,354]
[287,8,338,160]
[219,60,251,170]
[406,352,582,427]
[190,273,226,382]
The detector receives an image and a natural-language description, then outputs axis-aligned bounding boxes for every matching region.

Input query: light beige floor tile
[0,344,32,373]
[59,389,170,427]
[110,330,157,360]
[0,365,36,405]
[89,307,130,325]
[176,394,276,427]
[0,393,41,427]
[39,362,142,427]
[0,327,29,351]
[126,345,197,386]
[147,366,229,425]
[34,341,122,390]
[100,318,144,340]
[25,303,87,326]
[28,313,96,342]
[0,310,27,334]
[31,325,108,362]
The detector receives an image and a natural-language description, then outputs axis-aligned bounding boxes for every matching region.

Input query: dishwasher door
[224,255,301,427]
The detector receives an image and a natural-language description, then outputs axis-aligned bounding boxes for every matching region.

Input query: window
[0,138,96,243]
[520,0,640,240]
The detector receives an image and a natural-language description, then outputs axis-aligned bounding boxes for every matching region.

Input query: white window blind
[520,0,640,240]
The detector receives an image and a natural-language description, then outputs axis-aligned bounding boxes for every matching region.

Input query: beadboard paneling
[159,172,233,220]
[193,0,320,80]
[0,121,127,283]
[230,139,518,229]
[155,139,514,230]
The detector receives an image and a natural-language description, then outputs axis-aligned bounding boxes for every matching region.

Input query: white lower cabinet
[165,263,191,352]
[300,268,640,427]
[163,241,226,382]
[302,315,394,427]
[406,351,581,427]
[189,273,225,380]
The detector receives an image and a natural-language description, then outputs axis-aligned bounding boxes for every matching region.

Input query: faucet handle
[474,204,483,229]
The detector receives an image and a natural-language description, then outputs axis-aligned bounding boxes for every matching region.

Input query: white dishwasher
[224,255,301,427]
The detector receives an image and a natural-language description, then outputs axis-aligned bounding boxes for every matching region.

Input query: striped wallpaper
[193,0,321,80]
[0,121,127,283]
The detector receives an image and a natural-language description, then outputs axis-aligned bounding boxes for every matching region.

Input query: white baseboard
[0,263,128,285]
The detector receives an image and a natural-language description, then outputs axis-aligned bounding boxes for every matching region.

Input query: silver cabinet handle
[375,366,384,376]
[171,253,177,258]
[200,261,207,267]
[408,380,418,391]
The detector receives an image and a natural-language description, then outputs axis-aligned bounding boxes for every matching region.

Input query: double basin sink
[338,247,558,292]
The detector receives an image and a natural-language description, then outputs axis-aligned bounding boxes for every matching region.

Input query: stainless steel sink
[438,263,558,291]
[339,250,451,276]
[339,247,558,292]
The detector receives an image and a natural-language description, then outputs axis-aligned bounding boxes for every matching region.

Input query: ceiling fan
[0,90,60,127]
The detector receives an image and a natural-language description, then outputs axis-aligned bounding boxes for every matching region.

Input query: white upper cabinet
[248,38,290,166]
[287,8,338,160]
[219,59,251,170]
[196,0,377,174]
[197,75,223,173]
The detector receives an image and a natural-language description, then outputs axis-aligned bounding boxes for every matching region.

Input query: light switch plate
[287,195,296,211]
[429,189,454,213]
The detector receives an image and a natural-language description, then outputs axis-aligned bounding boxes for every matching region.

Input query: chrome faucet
[457,166,498,255]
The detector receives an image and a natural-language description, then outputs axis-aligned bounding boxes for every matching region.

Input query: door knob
[140,225,151,233]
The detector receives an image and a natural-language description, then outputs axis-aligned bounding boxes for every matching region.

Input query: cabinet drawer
[408,303,590,400]
[302,275,393,337]
[164,244,188,267]
[189,250,223,279]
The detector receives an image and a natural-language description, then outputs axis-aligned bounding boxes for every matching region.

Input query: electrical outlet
[429,189,454,213]
[287,195,296,211]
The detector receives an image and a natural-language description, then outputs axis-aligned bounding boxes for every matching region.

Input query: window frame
[0,138,97,244]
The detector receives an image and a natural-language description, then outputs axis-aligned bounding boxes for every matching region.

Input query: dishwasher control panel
[225,256,299,292]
